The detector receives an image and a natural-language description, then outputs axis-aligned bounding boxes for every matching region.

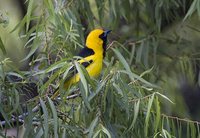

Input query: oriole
[51,29,111,99]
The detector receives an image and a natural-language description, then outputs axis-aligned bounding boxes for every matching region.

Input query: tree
[1,0,200,137]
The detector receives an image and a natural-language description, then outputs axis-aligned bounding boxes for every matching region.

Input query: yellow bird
[51,29,111,99]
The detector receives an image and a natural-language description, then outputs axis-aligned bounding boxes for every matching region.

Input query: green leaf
[129,44,135,65]
[63,64,74,79]
[0,106,11,127]
[136,41,144,64]
[26,0,34,32]
[197,123,200,138]
[154,96,160,133]
[140,66,154,78]
[21,37,40,62]
[74,105,81,123]
[109,0,117,17]
[190,122,196,138]
[177,121,182,138]
[119,70,159,89]
[23,107,34,137]
[88,116,99,138]
[145,93,155,137]
[183,0,197,20]
[35,127,44,138]
[113,82,123,96]
[47,97,58,138]
[127,100,140,131]
[113,48,159,88]
[81,0,95,29]
[10,89,20,114]
[75,61,88,97]
[40,69,60,93]
[112,48,131,72]
[88,79,106,101]
[156,92,174,104]
[79,80,91,111]
[45,0,55,17]
[161,129,173,138]
[74,60,92,110]
[93,130,101,138]
[100,124,112,138]
[0,37,6,55]
[45,59,69,73]
[187,122,190,138]
[39,98,49,138]
[6,72,23,81]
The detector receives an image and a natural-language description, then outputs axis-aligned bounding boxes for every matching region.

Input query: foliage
[1,0,200,137]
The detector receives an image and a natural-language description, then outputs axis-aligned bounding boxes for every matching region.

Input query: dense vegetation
[1,0,200,137]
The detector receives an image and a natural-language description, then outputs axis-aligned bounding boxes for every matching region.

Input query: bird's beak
[104,30,111,37]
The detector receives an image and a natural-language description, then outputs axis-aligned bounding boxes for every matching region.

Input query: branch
[161,113,200,125]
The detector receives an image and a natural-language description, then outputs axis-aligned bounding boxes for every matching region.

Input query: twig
[161,113,200,125]
[129,93,200,125]
[129,93,154,103]
[56,92,81,101]
[106,41,119,50]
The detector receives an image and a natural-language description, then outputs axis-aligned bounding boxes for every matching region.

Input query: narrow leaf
[145,93,155,136]
[127,100,140,131]
[75,61,88,97]
[0,37,6,55]
[0,106,11,127]
[47,97,58,138]
[26,0,34,32]
[39,98,49,138]
[88,116,99,138]
[100,124,112,138]
[112,48,131,72]
[183,0,197,20]
[156,92,174,104]
[140,66,154,78]
[154,96,160,133]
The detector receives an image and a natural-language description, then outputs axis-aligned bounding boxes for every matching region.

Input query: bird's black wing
[52,46,95,96]
[64,46,94,80]
[58,46,95,88]
[78,46,95,58]
[64,59,93,82]
[52,59,93,97]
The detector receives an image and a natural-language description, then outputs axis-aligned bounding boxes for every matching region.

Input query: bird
[51,29,111,99]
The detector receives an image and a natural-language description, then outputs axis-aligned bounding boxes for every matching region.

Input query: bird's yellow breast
[85,54,103,77]
[64,53,103,89]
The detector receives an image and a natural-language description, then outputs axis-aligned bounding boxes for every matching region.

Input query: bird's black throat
[99,32,108,57]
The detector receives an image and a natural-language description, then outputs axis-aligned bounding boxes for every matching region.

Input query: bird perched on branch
[51,29,111,99]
